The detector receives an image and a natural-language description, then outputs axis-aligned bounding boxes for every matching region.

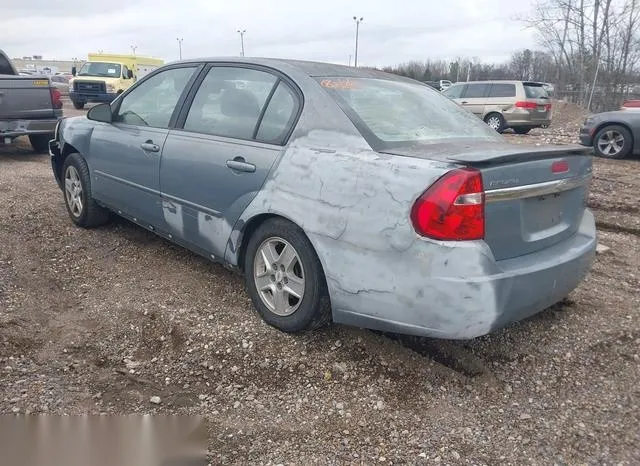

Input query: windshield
[77,62,122,78]
[524,83,549,99]
[319,77,501,149]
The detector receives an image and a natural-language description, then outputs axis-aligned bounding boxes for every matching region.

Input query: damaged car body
[49,58,597,339]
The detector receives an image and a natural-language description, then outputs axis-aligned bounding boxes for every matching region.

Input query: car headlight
[106,84,116,93]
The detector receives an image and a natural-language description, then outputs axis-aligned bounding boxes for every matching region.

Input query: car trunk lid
[382,141,592,261]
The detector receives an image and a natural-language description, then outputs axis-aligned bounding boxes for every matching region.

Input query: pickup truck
[0,49,63,152]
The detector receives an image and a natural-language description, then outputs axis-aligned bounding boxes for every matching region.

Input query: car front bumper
[70,90,118,103]
[0,118,60,140]
[322,210,597,339]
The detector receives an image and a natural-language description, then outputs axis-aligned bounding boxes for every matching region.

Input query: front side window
[463,83,489,98]
[183,67,277,140]
[319,77,500,149]
[122,65,130,79]
[77,62,122,78]
[115,66,196,128]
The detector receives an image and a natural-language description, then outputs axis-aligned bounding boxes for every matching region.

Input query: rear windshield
[317,77,500,149]
[523,83,549,99]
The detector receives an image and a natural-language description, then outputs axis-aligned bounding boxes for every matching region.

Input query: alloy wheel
[64,166,83,218]
[253,237,305,316]
[597,130,624,156]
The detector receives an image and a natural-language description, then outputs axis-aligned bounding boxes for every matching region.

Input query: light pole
[131,45,137,56]
[176,38,184,60]
[352,16,363,67]
[237,29,246,57]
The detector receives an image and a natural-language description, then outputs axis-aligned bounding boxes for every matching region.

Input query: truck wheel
[72,101,85,110]
[29,134,52,153]
[244,218,332,333]
[61,153,110,228]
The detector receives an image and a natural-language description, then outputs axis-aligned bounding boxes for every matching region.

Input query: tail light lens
[411,168,484,241]
[50,87,63,109]
[515,101,538,109]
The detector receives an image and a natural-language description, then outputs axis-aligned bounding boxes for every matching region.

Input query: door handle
[140,140,160,153]
[461,101,468,104]
[226,157,256,173]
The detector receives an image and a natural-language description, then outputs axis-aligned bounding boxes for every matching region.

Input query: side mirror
[127,69,134,79]
[87,103,113,123]
[71,66,77,76]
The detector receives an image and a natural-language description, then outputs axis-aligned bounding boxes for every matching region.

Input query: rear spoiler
[446,145,592,166]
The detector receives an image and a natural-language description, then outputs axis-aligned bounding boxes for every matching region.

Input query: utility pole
[352,16,363,67]
[131,45,137,56]
[237,29,246,57]
[176,38,184,60]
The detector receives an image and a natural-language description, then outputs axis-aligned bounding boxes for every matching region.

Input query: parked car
[579,110,640,159]
[621,99,640,111]
[0,49,63,152]
[422,79,452,92]
[442,80,552,134]
[49,58,596,339]
[50,75,70,95]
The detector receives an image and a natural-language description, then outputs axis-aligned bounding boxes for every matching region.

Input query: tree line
[380,0,640,112]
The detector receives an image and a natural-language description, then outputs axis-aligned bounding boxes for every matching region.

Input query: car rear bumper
[326,210,596,339]
[0,118,60,140]
[70,91,118,103]
[504,117,552,128]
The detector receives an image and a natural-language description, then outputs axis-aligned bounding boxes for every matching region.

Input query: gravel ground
[0,102,639,465]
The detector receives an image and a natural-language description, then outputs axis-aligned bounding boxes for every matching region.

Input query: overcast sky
[2,0,535,67]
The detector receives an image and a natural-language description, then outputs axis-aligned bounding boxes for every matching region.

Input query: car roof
[173,57,408,81]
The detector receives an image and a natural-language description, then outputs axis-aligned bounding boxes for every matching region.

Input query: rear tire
[61,153,110,228]
[244,218,331,333]
[593,125,633,159]
[72,101,85,110]
[484,113,506,133]
[513,127,533,135]
[29,134,52,153]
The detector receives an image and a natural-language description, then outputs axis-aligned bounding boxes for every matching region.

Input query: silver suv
[442,80,552,134]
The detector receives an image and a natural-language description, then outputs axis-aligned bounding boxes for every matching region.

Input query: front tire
[593,125,633,159]
[484,112,506,133]
[29,134,52,153]
[72,101,85,110]
[244,218,331,333]
[61,153,110,228]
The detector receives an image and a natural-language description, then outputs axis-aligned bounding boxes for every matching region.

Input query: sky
[2,0,536,67]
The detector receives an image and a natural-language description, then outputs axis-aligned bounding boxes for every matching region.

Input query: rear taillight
[515,101,538,109]
[50,87,63,109]
[411,168,484,241]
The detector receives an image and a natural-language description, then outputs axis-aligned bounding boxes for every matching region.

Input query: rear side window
[255,81,298,145]
[184,66,277,140]
[462,84,489,98]
[443,84,464,99]
[488,83,516,98]
[524,83,549,99]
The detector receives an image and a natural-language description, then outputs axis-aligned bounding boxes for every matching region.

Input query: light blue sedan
[49,58,596,339]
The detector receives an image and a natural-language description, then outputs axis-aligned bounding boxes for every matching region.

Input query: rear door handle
[226,157,256,173]
[140,141,160,153]
[461,101,468,104]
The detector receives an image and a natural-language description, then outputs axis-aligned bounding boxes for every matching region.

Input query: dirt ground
[0,102,638,465]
